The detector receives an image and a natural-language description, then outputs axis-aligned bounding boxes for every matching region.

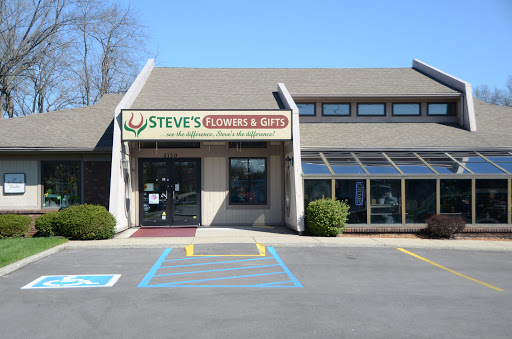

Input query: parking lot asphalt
[1,245,511,338]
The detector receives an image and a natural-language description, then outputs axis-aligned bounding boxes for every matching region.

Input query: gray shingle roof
[300,99,512,150]
[0,94,122,151]
[132,67,460,110]
[2,67,508,153]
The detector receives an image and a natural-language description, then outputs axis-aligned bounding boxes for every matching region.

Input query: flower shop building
[1,59,512,235]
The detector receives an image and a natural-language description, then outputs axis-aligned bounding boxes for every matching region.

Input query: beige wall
[0,159,39,209]
[130,142,284,226]
[202,154,283,225]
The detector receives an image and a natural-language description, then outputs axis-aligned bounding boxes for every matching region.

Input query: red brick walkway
[130,227,197,237]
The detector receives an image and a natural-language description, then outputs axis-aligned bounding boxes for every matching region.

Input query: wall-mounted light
[121,159,130,170]
[121,159,130,182]
[285,156,293,168]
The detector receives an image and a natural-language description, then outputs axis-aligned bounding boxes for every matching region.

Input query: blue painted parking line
[138,247,303,288]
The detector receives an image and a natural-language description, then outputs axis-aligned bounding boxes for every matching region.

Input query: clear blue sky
[124,0,511,89]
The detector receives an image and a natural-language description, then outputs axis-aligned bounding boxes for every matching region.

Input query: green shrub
[306,198,349,237]
[425,214,466,239]
[54,204,116,240]
[0,214,32,238]
[34,212,61,237]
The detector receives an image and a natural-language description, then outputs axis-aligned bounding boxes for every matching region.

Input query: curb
[1,239,511,277]
[0,243,67,277]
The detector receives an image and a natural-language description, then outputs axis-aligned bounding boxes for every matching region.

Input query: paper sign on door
[149,194,159,204]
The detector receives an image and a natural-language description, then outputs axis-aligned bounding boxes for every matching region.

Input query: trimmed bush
[0,214,32,238]
[54,204,116,240]
[306,198,349,237]
[35,212,61,237]
[425,214,466,239]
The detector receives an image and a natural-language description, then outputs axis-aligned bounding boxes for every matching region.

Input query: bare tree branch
[1,0,150,118]
[474,76,512,107]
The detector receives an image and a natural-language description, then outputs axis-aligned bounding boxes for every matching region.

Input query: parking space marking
[22,274,121,289]
[397,248,503,292]
[185,243,266,256]
[138,247,303,288]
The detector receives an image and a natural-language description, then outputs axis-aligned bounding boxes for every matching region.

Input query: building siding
[0,160,39,209]
[202,154,283,226]
[83,161,111,208]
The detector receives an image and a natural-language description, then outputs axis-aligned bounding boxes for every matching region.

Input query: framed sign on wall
[4,173,26,194]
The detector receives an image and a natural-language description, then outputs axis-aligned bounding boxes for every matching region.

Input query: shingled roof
[300,99,512,150]
[0,94,122,151]
[131,67,460,110]
[3,67,508,152]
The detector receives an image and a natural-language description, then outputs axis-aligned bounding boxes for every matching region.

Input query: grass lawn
[0,237,69,268]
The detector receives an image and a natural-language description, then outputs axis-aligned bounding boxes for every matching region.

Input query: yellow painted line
[185,243,266,257]
[397,248,503,292]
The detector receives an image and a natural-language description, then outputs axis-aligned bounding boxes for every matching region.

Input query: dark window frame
[427,102,457,116]
[392,103,421,116]
[229,142,267,148]
[322,103,351,116]
[41,160,82,209]
[229,157,267,205]
[139,142,200,148]
[357,103,386,116]
[297,103,316,116]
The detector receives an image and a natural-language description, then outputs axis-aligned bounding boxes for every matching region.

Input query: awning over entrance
[301,151,512,176]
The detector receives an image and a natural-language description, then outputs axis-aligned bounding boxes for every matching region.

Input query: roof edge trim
[301,146,512,152]
[0,147,111,152]
[292,93,463,98]
[412,59,476,132]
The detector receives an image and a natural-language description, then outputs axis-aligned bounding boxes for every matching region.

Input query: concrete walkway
[65,225,512,251]
[2,225,511,277]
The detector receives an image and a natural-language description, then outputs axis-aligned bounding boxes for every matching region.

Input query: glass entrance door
[140,159,201,226]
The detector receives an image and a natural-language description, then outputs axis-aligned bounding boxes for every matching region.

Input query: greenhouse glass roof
[301,151,512,176]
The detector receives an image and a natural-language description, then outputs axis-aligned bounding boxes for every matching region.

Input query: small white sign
[4,173,25,194]
[149,193,159,204]
[144,183,154,191]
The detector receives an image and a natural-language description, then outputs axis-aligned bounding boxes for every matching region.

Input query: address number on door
[163,153,178,158]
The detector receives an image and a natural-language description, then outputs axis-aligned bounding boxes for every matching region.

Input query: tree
[13,35,79,115]
[1,0,150,118]
[70,0,147,106]
[0,0,71,118]
[474,75,512,107]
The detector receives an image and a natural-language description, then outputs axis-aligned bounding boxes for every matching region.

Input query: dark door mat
[130,227,197,237]
[188,243,264,256]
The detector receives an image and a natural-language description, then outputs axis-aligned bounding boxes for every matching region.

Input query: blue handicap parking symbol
[22,274,121,289]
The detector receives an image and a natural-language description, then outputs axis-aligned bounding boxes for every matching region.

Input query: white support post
[278,83,305,233]
[109,59,155,232]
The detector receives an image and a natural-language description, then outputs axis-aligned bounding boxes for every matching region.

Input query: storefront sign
[121,110,292,141]
[4,173,25,194]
